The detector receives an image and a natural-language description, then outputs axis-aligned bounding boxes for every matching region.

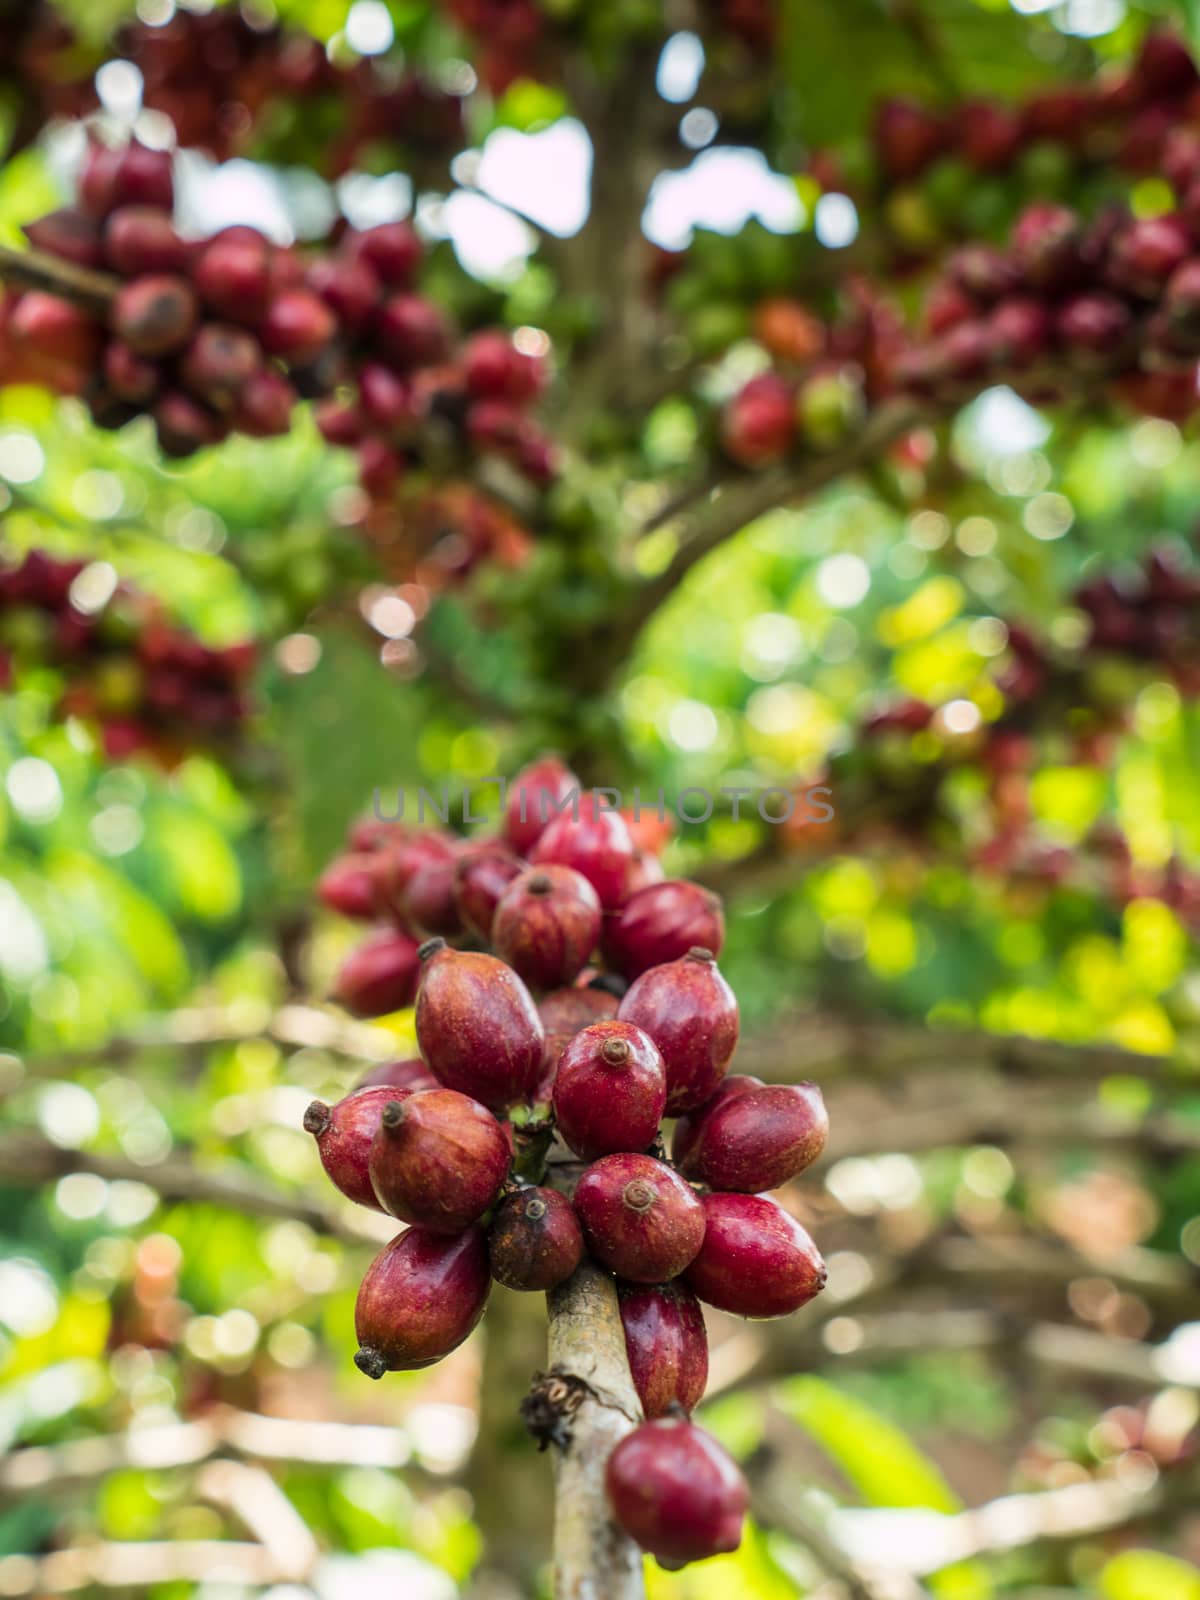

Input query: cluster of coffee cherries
[3,136,555,500]
[307,755,830,1568]
[0,547,254,761]
[96,5,465,172]
[788,544,1200,919]
[861,31,1199,248]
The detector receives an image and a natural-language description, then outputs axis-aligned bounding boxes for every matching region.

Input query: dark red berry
[492,865,602,990]
[530,793,637,909]
[308,254,381,333]
[359,363,415,431]
[353,1056,439,1094]
[873,98,944,181]
[503,755,579,854]
[618,1281,708,1418]
[375,830,457,922]
[354,1225,490,1376]
[1056,293,1134,371]
[552,1021,667,1161]
[464,330,545,403]
[670,1073,763,1173]
[684,1192,826,1318]
[1012,203,1082,293]
[103,341,160,405]
[154,390,225,457]
[1106,216,1191,299]
[573,1153,704,1283]
[676,1082,828,1192]
[346,222,423,288]
[618,948,739,1113]
[400,852,464,939]
[303,1084,400,1210]
[194,231,273,321]
[317,852,381,919]
[989,297,1053,371]
[721,373,795,467]
[233,368,296,437]
[334,928,422,1016]
[606,1416,747,1568]
[375,294,452,368]
[112,274,198,357]
[603,880,724,981]
[180,323,262,410]
[104,207,190,276]
[534,985,620,1102]
[488,1186,584,1290]
[260,289,336,362]
[24,208,103,268]
[369,1088,510,1231]
[453,841,525,941]
[415,941,544,1111]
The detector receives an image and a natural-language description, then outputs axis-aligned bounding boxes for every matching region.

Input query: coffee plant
[2,4,1200,1600]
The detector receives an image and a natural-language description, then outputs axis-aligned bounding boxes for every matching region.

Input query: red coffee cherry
[452,841,525,941]
[552,1021,667,1161]
[103,342,161,406]
[464,329,545,403]
[605,1416,747,1568]
[104,206,190,276]
[359,362,415,430]
[503,755,579,854]
[303,1084,402,1211]
[333,927,422,1016]
[573,1153,704,1283]
[670,1073,763,1172]
[369,1088,510,1231]
[488,1186,584,1291]
[603,879,725,980]
[354,1224,490,1376]
[24,208,104,268]
[179,323,262,410]
[353,1056,439,1094]
[10,292,101,368]
[399,852,464,939]
[675,1082,828,1192]
[1056,292,1134,370]
[533,985,620,1103]
[1012,202,1083,293]
[618,1281,708,1418]
[989,296,1054,371]
[684,1192,826,1318]
[307,254,381,334]
[618,948,739,1113]
[108,140,175,214]
[375,294,452,367]
[318,852,381,918]
[415,941,545,1111]
[492,865,602,990]
[194,231,273,321]
[530,792,637,908]
[112,274,198,357]
[375,830,457,922]
[153,389,226,456]
[346,221,423,288]
[260,288,336,362]
[721,373,795,466]
[873,97,944,181]
[233,368,296,437]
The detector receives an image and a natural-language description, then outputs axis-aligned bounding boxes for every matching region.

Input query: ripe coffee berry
[684,1192,826,1318]
[303,1084,403,1211]
[492,865,602,990]
[618,947,739,1113]
[618,1281,708,1417]
[488,1186,584,1291]
[530,792,637,908]
[353,1057,438,1095]
[354,1224,490,1376]
[317,853,381,920]
[573,1153,705,1283]
[369,1089,510,1232]
[670,1074,763,1173]
[533,985,619,1103]
[452,841,526,941]
[606,1415,747,1568]
[111,274,198,357]
[503,755,579,854]
[603,879,725,980]
[552,1020,667,1161]
[415,940,545,1111]
[334,928,422,1016]
[674,1082,829,1192]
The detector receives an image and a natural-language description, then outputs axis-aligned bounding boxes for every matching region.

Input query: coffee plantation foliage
[1,1,1200,1598]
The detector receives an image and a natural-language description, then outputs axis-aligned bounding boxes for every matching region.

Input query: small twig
[0,244,118,312]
